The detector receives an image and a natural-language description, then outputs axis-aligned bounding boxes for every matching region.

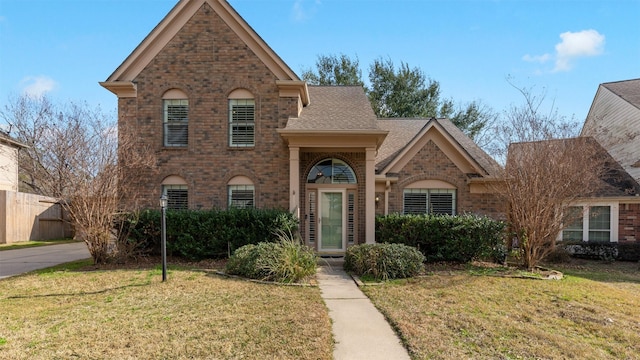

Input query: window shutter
[308,191,316,244]
[404,193,427,215]
[229,186,255,209]
[164,101,188,147]
[166,188,188,210]
[347,191,355,244]
[430,193,453,215]
[229,100,255,146]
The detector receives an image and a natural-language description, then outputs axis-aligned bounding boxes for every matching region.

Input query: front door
[318,190,346,252]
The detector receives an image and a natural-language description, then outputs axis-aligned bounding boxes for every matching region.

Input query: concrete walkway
[317,263,411,360]
[0,242,91,279]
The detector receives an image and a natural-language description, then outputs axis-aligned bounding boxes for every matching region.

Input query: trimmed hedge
[376,213,507,263]
[122,208,298,260]
[344,243,425,280]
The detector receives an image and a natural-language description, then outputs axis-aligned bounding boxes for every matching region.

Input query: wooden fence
[0,190,73,244]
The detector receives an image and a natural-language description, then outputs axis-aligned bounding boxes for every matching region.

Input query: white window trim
[560,202,618,243]
[402,188,457,215]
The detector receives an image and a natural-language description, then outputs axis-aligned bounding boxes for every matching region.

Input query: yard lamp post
[160,195,168,282]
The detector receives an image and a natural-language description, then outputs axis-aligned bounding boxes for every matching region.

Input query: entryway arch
[305,158,358,254]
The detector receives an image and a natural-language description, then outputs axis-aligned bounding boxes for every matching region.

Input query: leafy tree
[301,54,495,142]
[367,57,442,118]
[301,53,364,86]
[444,100,499,149]
[1,95,155,264]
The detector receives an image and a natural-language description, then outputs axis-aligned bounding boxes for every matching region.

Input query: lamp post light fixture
[160,194,168,282]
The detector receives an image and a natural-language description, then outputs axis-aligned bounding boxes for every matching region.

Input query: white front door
[318,189,346,252]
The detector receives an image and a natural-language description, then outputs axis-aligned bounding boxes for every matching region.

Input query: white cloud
[523,29,605,73]
[20,75,57,97]
[291,0,321,22]
[554,29,605,72]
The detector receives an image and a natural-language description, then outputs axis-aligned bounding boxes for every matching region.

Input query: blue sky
[1,0,639,125]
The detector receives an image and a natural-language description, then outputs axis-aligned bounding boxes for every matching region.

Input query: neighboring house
[0,132,71,244]
[577,79,640,257]
[506,136,640,261]
[100,0,502,254]
[579,80,640,244]
[581,79,640,181]
[0,131,26,191]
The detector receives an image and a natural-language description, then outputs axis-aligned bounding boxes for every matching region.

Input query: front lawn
[0,261,332,360]
[362,260,640,360]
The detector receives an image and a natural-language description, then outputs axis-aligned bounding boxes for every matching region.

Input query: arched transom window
[307,158,357,184]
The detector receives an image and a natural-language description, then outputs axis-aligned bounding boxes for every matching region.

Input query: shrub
[376,214,506,263]
[344,243,425,280]
[122,208,298,260]
[225,230,317,283]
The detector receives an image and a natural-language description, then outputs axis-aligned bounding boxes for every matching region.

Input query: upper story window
[163,89,188,147]
[307,158,357,184]
[402,180,457,216]
[228,89,255,147]
[161,175,188,210]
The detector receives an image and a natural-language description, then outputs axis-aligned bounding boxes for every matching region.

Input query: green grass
[363,260,640,360]
[0,262,333,360]
[0,238,79,251]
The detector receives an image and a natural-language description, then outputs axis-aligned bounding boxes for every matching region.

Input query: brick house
[101,0,503,255]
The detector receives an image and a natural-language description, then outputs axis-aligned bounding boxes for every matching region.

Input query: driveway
[0,242,91,279]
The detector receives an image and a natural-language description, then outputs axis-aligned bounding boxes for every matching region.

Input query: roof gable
[101,0,300,96]
[601,78,640,111]
[376,118,502,177]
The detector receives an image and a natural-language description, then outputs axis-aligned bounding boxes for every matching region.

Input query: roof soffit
[278,129,388,150]
[382,120,485,176]
[104,0,299,84]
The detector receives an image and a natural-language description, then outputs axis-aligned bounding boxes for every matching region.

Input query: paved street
[0,242,91,279]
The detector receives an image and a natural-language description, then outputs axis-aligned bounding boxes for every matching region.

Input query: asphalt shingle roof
[508,137,640,198]
[284,86,379,131]
[602,78,640,110]
[376,118,502,177]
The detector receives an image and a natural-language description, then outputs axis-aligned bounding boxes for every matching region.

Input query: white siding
[0,144,19,191]
[582,86,640,181]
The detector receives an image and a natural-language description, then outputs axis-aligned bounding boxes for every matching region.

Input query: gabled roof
[601,78,640,111]
[376,118,502,177]
[101,0,303,98]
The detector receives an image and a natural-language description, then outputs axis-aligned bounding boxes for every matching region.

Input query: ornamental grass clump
[225,229,317,283]
[344,243,425,281]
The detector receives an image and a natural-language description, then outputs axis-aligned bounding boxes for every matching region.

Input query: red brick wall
[619,203,640,243]
[388,140,505,219]
[120,3,297,210]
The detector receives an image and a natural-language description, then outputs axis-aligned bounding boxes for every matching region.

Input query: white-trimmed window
[403,180,457,215]
[229,89,255,147]
[162,89,188,147]
[161,175,188,210]
[228,176,255,209]
[561,204,618,242]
